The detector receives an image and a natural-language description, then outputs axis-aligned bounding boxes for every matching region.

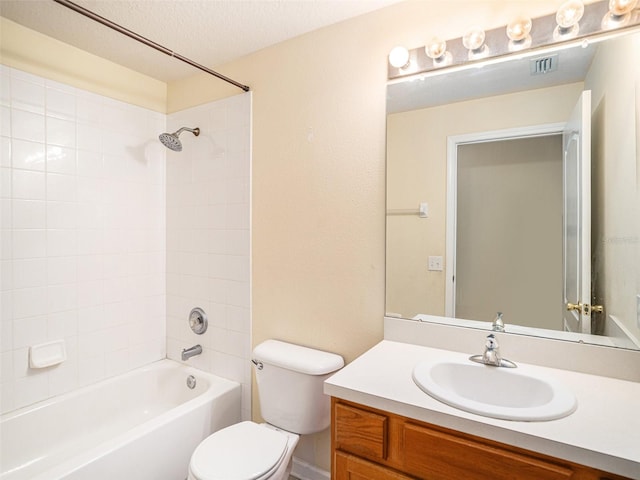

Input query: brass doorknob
[566,302,583,312]
[590,304,604,314]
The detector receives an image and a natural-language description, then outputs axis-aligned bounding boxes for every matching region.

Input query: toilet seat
[189,421,289,480]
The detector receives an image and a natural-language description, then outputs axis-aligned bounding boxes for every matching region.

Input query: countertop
[324,340,640,479]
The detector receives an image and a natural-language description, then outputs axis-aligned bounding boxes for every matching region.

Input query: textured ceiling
[0,0,398,82]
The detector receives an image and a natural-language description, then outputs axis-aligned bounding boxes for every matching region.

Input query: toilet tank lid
[253,340,344,375]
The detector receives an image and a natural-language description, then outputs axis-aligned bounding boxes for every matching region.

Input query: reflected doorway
[445,130,564,330]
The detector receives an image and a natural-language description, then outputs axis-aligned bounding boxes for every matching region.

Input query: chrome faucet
[492,312,505,332]
[181,344,202,361]
[469,334,516,368]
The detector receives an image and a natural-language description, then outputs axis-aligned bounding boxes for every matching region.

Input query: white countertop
[324,340,640,479]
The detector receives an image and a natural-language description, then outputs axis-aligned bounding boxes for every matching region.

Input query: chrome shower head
[159,127,200,152]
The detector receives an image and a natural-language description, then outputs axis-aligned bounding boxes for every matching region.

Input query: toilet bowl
[187,340,344,480]
[187,422,299,480]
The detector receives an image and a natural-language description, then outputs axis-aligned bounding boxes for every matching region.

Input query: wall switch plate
[428,256,443,271]
[637,294,640,329]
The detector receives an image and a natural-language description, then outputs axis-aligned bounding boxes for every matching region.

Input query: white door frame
[444,122,566,317]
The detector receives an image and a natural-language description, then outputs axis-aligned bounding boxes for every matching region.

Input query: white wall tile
[46,173,76,201]
[46,201,77,229]
[0,137,10,168]
[13,315,48,347]
[46,229,77,257]
[47,254,78,284]
[0,167,11,199]
[12,170,45,200]
[13,258,46,289]
[46,146,76,175]
[11,77,45,115]
[12,139,45,171]
[13,229,46,259]
[11,109,45,143]
[13,200,45,229]
[0,259,12,291]
[46,86,76,120]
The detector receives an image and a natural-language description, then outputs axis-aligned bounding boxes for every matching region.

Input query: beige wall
[386,83,583,319]
[586,33,640,343]
[0,17,166,112]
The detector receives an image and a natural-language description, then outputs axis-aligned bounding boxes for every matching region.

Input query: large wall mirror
[386,27,640,350]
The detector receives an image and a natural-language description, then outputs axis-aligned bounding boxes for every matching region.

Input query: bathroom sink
[412,360,577,421]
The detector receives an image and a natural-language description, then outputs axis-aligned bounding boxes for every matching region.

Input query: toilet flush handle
[251,359,263,370]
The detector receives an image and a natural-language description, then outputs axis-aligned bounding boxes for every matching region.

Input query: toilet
[188,339,344,480]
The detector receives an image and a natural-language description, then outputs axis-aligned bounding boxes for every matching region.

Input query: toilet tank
[252,340,344,435]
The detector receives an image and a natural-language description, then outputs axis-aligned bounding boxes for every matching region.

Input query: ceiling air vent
[530,54,559,75]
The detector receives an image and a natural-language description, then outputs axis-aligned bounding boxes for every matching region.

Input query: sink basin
[412,360,577,421]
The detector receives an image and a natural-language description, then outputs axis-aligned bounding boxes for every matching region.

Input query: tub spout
[181,344,202,361]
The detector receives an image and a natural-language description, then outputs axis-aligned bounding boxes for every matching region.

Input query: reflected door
[563,90,592,333]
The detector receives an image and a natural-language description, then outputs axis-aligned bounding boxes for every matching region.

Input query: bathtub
[0,359,241,480]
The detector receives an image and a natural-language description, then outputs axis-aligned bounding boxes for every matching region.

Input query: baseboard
[291,457,330,480]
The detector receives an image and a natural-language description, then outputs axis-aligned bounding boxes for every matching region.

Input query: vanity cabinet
[331,398,631,480]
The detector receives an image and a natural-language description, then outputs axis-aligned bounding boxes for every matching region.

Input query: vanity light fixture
[425,37,452,67]
[463,26,489,59]
[554,0,585,39]
[506,16,533,51]
[388,46,411,69]
[602,0,639,28]
[387,0,640,82]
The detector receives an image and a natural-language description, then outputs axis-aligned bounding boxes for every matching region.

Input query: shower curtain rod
[53,0,250,92]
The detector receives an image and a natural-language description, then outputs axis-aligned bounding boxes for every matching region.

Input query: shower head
[159,127,200,152]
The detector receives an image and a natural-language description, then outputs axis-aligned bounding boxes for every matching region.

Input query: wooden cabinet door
[335,451,415,480]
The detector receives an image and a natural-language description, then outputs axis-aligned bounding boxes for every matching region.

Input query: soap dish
[30,340,67,368]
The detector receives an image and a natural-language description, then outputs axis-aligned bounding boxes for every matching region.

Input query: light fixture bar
[53,0,250,92]
[388,0,640,81]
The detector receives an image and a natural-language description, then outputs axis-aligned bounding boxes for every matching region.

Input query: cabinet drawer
[403,423,574,480]
[335,451,415,480]
[335,403,388,461]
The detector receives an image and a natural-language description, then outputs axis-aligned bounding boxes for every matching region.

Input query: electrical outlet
[428,256,443,271]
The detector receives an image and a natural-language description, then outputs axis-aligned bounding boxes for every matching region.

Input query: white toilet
[188,339,344,480]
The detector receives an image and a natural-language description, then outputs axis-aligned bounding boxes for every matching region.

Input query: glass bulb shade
[609,0,638,15]
[463,27,486,51]
[425,38,447,59]
[556,0,585,28]
[388,46,410,68]
[506,16,532,41]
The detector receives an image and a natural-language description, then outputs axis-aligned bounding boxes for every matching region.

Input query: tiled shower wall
[0,66,251,417]
[165,94,252,421]
[0,66,167,413]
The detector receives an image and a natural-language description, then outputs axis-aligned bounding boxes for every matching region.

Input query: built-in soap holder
[29,340,67,369]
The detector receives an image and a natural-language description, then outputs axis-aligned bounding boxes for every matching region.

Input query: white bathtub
[0,359,241,480]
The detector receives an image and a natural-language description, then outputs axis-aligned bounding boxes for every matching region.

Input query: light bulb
[609,0,638,16]
[506,16,532,42]
[388,46,410,69]
[554,0,584,39]
[425,37,452,67]
[463,27,485,51]
[556,0,584,28]
[602,0,638,28]
[425,38,447,59]
[463,26,488,59]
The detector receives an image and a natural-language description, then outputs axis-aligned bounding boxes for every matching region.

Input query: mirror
[386,28,640,350]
